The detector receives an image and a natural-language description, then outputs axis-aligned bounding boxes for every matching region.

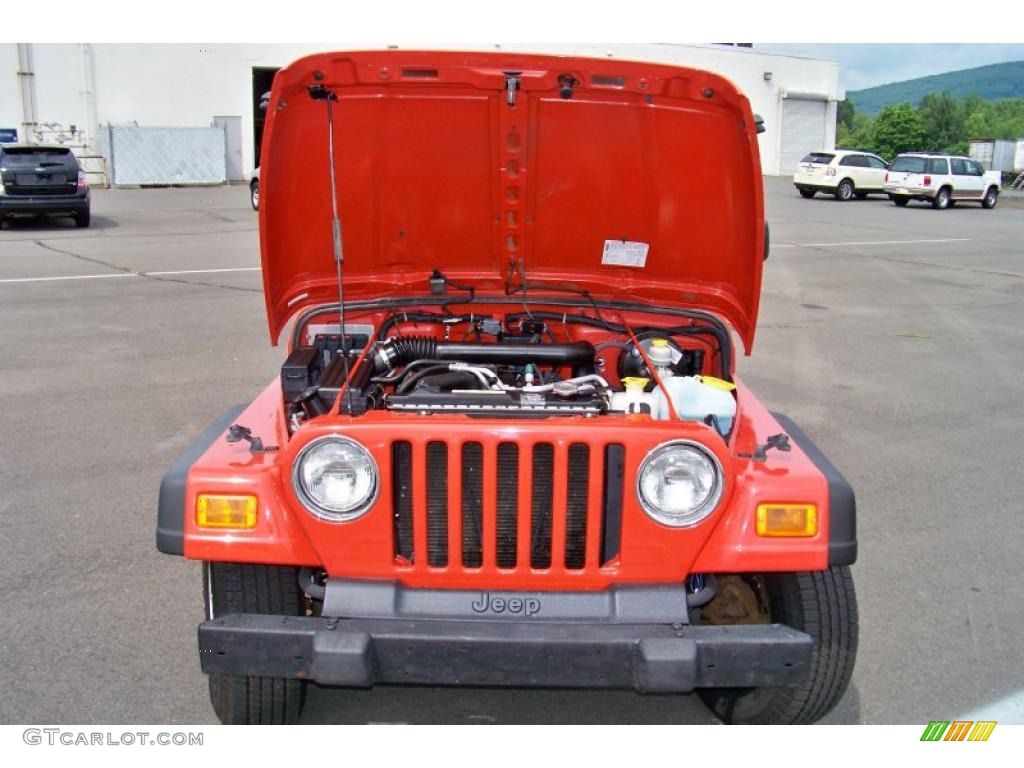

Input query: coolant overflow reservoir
[610,377,656,415]
[652,375,737,435]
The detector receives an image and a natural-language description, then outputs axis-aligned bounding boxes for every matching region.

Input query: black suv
[0,144,91,228]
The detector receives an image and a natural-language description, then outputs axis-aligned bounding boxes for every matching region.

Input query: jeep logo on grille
[471,593,541,616]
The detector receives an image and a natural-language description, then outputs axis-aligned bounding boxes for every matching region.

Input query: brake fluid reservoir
[610,377,656,415]
[654,375,737,435]
[647,338,674,369]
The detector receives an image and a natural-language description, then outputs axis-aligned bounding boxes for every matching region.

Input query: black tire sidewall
[836,180,854,201]
[204,563,307,724]
[699,567,858,725]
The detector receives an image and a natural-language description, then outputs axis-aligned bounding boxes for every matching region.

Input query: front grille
[392,438,623,574]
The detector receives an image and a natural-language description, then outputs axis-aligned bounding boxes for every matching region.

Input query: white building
[0,43,841,181]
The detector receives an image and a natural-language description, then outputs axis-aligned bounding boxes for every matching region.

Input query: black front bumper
[199,613,812,692]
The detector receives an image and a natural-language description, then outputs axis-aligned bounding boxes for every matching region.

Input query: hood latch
[504,71,522,106]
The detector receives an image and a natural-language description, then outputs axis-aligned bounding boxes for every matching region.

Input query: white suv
[884,153,1001,209]
[793,149,889,201]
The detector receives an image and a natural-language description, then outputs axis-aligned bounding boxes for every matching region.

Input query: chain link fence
[107,125,227,186]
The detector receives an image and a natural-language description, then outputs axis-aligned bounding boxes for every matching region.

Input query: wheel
[834,179,855,201]
[698,567,858,724]
[74,209,91,228]
[204,562,307,724]
[250,179,259,211]
[982,186,999,209]
[892,195,909,207]
[931,187,951,209]
[798,188,815,199]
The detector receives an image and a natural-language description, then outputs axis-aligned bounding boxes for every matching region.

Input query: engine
[280,311,735,434]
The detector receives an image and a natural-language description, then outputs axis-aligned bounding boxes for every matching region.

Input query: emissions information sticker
[602,240,649,268]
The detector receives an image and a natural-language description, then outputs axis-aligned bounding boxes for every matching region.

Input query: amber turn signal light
[756,504,817,537]
[196,494,258,529]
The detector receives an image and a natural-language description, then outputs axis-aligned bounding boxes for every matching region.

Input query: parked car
[0,144,90,228]
[158,50,857,726]
[250,166,259,211]
[793,149,888,201]
[884,153,1001,209]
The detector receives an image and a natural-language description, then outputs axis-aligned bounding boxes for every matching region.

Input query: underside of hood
[259,50,765,350]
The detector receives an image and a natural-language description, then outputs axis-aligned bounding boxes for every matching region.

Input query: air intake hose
[373,335,595,374]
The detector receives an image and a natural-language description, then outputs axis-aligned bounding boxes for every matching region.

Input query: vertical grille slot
[530,443,554,568]
[391,441,414,561]
[601,444,625,565]
[426,441,449,567]
[496,443,519,568]
[565,443,590,569]
[461,442,484,568]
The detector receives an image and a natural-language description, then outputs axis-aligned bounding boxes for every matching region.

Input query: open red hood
[260,50,765,350]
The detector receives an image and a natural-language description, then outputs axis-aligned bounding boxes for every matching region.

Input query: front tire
[204,562,307,724]
[699,567,858,725]
[834,179,855,201]
[982,186,999,209]
[931,187,951,209]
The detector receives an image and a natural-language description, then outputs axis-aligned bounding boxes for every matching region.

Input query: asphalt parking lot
[1,177,1022,724]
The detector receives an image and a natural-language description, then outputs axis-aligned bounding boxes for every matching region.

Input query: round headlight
[637,441,723,527]
[292,436,378,522]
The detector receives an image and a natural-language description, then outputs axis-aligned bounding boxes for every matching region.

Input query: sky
[756,44,1024,92]
[6,2,1024,97]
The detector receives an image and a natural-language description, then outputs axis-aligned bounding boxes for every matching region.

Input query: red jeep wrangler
[157,50,857,725]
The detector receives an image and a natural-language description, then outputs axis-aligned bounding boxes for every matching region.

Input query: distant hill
[847,61,1024,115]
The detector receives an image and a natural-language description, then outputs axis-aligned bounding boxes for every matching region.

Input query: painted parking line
[774,237,971,249]
[0,240,971,283]
[0,266,261,285]
[147,267,262,276]
[0,273,138,284]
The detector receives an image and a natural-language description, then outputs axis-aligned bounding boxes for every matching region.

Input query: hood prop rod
[308,82,352,413]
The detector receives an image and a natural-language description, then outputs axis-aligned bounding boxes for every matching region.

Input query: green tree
[989,97,1024,139]
[837,99,856,133]
[918,91,964,152]
[964,109,993,140]
[872,103,928,158]
[838,112,875,152]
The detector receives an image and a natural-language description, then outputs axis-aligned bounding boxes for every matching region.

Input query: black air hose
[374,335,595,373]
[374,336,437,372]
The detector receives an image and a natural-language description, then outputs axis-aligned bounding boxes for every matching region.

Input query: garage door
[780,98,827,175]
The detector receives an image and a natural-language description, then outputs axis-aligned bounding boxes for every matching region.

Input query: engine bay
[281,306,737,437]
